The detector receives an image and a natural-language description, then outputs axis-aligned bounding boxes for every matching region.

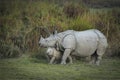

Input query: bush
[0,40,10,58]
[0,0,120,58]
[63,2,89,18]
[68,16,94,31]
[111,8,120,25]
[29,48,47,60]
[0,40,21,58]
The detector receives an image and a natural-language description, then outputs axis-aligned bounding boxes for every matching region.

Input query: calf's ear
[55,41,59,51]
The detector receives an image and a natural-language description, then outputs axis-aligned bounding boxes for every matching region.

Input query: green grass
[0,55,120,80]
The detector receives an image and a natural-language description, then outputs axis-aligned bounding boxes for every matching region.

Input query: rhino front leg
[68,55,73,64]
[61,49,72,64]
[49,56,55,64]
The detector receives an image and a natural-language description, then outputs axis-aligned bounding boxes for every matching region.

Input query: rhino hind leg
[89,49,105,65]
[89,56,95,65]
[95,48,106,66]
[95,55,102,66]
[89,51,97,65]
[95,43,107,65]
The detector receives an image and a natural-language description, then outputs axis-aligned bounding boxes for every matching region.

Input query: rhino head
[39,30,58,48]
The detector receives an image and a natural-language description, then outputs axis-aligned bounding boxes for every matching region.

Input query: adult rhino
[39,29,108,65]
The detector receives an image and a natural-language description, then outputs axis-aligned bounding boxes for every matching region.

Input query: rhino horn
[40,35,44,39]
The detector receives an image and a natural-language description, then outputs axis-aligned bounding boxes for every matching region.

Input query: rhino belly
[73,32,98,57]
[74,44,97,57]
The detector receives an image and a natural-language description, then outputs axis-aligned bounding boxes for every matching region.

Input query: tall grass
[0,0,120,58]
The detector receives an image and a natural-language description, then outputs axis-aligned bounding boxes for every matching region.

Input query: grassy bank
[0,55,120,80]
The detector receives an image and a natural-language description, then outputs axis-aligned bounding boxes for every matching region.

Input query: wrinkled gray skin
[46,47,72,64]
[39,29,108,65]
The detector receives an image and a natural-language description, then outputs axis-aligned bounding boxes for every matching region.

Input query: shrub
[29,48,47,60]
[68,16,94,31]
[8,45,21,58]
[0,40,10,58]
[0,40,21,58]
[63,2,89,18]
[111,8,120,25]
[0,0,120,58]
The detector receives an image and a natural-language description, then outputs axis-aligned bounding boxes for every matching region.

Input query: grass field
[0,55,120,80]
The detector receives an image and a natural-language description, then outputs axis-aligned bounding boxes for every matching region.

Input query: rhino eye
[45,40,48,42]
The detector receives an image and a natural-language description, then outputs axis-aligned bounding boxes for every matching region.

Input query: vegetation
[0,0,120,80]
[0,0,120,58]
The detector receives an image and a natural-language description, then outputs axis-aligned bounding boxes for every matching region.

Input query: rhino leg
[85,56,91,62]
[68,55,73,64]
[95,49,105,66]
[95,55,102,66]
[95,45,107,65]
[61,49,72,64]
[49,56,55,64]
[89,55,96,65]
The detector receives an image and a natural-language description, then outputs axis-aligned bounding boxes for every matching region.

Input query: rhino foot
[61,61,66,64]
[95,61,100,66]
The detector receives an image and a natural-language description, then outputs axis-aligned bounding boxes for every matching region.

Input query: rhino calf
[46,47,72,64]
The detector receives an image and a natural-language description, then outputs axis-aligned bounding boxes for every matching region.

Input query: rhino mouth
[39,44,46,48]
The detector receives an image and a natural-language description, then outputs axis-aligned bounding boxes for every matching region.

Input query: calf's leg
[49,56,55,64]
